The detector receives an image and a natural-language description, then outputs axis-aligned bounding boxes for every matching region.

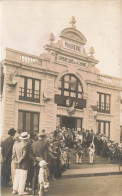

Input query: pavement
[1,151,122,196]
[2,175,122,196]
[63,163,122,178]
[47,175,122,196]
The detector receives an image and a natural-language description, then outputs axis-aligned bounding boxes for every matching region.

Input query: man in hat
[1,128,16,187]
[12,131,31,195]
[30,130,49,194]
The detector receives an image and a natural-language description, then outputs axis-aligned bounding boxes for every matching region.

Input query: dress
[88,146,95,164]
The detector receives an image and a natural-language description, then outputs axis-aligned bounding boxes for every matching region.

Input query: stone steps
[69,150,109,169]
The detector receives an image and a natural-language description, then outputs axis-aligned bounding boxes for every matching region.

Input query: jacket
[30,139,49,162]
[1,136,14,162]
[13,140,32,170]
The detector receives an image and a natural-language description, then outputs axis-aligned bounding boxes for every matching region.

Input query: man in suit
[87,130,93,147]
[12,132,32,195]
[1,128,16,187]
[30,131,49,195]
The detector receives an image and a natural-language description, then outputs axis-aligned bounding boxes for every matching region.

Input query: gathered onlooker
[54,146,62,178]
[38,160,49,195]
[11,134,20,184]
[64,147,70,169]
[1,128,16,187]
[30,131,49,195]
[25,133,36,192]
[88,143,95,164]
[12,132,31,195]
[48,144,56,181]
[76,139,83,164]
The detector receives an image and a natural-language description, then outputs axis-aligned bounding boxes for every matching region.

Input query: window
[97,92,110,113]
[97,120,110,138]
[55,74,86,109]
[18,110,39,134]
[59,74,83,98]
[19,76,40,103]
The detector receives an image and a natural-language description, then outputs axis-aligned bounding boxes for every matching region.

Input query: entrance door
[62,116,75,129]
[57,115,82,130]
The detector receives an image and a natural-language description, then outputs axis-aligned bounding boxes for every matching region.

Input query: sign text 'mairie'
[63,41,82,53]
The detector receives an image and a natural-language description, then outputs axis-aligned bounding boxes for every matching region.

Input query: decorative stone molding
[7,70,21,87]
[43,92,52,102]
[60,28,87,45]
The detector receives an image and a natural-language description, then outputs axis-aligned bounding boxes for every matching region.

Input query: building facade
[1,19,122,142]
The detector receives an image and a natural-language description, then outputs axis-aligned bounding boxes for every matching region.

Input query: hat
[19,132,30,140]
[8,128,16,136]
[39,160,48,167]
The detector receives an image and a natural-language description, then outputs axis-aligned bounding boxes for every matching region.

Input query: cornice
[86,80,122,91]
[45,44,99,64]
[3,60,59,76]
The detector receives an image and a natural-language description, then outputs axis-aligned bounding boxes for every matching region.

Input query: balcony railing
[20,54,42,65]
[97,74,112,84]
[91,102,110,114]
[97,102,110,113]
[6,48,42,66]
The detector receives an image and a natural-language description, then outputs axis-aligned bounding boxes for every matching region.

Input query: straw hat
[19,132,30,140]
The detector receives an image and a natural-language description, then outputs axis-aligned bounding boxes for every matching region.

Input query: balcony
[55,94,86,109]
[91,102,110,114]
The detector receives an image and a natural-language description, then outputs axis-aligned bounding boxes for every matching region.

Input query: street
[1,175,122,196]
[47,175,122,196]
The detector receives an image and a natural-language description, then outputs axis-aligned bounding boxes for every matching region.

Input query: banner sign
[56,54,87,68]
[55,94,86,109]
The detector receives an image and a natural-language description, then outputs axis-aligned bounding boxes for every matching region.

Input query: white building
[1,17,122,142]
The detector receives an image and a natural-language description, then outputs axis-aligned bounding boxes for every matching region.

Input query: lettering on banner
[56,54,87,68]
[63,41,82,53]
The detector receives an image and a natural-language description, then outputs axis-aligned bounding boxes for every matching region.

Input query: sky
[0,0,122,78]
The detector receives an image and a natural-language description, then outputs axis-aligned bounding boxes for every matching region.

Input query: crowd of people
[1,127,71,195]
[1,127,122,195]
[94,133,122,164]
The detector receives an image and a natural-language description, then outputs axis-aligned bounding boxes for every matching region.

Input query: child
[88,143,95,164]
[38,160,49,196]
[76,139,84,164]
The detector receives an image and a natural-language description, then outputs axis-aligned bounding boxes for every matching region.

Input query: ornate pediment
[60,28,87,45]
[64,32,83,42]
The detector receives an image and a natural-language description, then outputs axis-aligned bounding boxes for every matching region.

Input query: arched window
[58,74,83,98]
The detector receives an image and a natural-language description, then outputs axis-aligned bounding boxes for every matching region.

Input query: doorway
[57,115,82,130]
